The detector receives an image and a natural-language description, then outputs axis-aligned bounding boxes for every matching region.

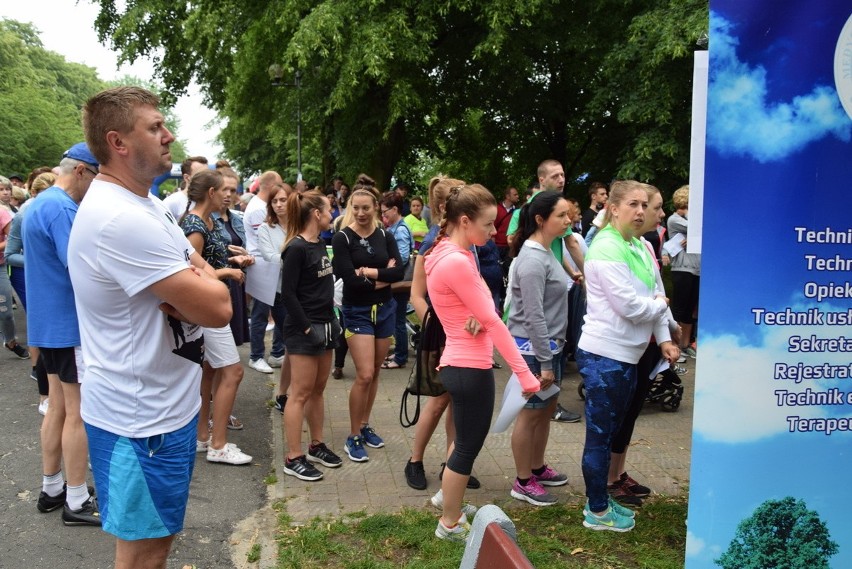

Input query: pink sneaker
[510,478,557,506]
[534,465,568,487]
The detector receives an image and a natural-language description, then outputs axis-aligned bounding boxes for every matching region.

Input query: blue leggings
[577,348,636,512]
[441,366,495,476]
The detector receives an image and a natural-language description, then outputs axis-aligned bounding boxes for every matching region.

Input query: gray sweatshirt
[667,212,701,276]
[506,240,570,369]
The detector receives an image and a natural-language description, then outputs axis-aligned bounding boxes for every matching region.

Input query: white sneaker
[38,399,49,416]
[430,489,478,518]
[207,444,252,465]
[267,354,284,368]
[196,438,211,453]
[249,358,274,374]
[265,322,275,332]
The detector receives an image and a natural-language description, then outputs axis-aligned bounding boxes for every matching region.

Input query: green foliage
[247,543,262,563]
[0,19,188,177]
[0,19,106,175]
[91,0,708,193]
[716,497,839,569]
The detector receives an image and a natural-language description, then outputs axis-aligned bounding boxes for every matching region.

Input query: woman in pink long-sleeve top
[424,183,540,542]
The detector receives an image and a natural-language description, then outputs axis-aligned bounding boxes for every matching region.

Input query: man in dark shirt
[581,182,608,237]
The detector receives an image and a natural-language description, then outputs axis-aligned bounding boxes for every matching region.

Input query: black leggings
[441,366,495,476]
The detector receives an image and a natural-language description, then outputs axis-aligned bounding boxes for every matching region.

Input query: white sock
[42,471,64,497]
[66,482,90,511]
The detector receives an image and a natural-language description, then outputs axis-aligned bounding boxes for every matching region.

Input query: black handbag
[399,305,447,427]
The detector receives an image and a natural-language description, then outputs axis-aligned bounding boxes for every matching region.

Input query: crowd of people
[1,85,701,566]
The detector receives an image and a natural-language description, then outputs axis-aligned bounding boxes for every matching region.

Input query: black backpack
[399,305,447,427]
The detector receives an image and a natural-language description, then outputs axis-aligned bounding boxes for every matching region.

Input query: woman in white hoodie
[577,180,679,532]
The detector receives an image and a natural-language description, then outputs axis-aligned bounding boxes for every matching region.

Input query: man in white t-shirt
[160,155,209,219]
[243,170,290,373]
[68,86,232,569]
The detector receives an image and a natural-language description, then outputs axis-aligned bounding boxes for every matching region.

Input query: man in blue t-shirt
[23,142,101,526]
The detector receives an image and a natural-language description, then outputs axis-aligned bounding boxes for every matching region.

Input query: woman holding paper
[578,180,680,531]
[505,190,571,507]
[424,184,539,542]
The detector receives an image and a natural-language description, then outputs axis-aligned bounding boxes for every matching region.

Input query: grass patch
[274,496,686,568]
[247,543,261,563]
[264,469,278,485]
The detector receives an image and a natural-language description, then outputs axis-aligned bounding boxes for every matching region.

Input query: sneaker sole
[537,478,569,487]
[307,454,342,468]
[582,520,634,532]
[283,465,323,481]
[207,456,252,465]
[363,440,385,449]
[510,489,557,506]
[344,448,369,462]
[249,364,273,374]
[434,527,467,542]
[405,477,427,491]
[62,516,102,527]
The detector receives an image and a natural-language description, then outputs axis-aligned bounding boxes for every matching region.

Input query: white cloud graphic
[707,12,851,162]
[686,531,706,557]
[693,300,852,443]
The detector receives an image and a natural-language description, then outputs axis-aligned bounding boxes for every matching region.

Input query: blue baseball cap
[63,142,99,168]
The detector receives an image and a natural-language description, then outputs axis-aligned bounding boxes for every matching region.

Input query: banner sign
[686,3,852,568]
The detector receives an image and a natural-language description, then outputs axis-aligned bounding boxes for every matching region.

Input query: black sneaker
[307,443,342,468]
[284,455,323,481]
[37,486,66,513]
[5,342,29,359]
[62,497,101,526]
[439,462,481,489]
[619,472,651,497]
[275,394,287,415]
[608,481,643,507]
[552,403,582,423]
[404,460,427,490]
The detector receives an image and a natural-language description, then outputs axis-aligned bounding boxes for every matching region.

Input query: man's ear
[105,130,128,157]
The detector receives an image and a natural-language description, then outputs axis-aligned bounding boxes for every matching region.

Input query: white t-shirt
[161,188,193,221]
[68,180,204,438]
[242,195,267,255]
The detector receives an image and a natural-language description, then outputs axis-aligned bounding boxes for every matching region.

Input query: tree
[0,20,187,178]
[716,497,838,569]
[91,0,707,192]
[0,19,106,175]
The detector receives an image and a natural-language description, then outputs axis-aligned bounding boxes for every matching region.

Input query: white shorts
[202,325,240,368]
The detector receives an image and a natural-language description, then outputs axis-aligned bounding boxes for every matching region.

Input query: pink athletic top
[424,239,539,392]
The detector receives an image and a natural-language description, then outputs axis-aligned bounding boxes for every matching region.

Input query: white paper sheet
[650,358,670,379]
[245,258,280,306]
[491,374,561,433]
[662,233,686,258]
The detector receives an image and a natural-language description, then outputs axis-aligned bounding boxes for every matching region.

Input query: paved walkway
[268,352,694,524]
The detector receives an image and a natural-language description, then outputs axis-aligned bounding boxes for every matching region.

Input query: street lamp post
[268,65,302,181]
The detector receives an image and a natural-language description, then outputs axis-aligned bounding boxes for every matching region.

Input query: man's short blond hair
[83,86,160,166]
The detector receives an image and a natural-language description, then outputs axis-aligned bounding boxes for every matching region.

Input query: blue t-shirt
[22,187,80,347]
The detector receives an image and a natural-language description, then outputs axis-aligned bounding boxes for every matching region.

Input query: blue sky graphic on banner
[687,2,852,568]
